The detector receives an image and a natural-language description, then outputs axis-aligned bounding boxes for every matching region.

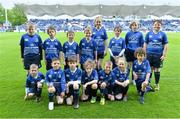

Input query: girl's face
[153,22,161,32]
[28,26,35,35]
[131,23,138,31]
[117,60,125,70]
[52,60,60,70]
[137,54,145,62]
[105,64,112,74]
[29,67,38,77]
[85,65,93,74]
[68,32,74,41]
[48,29,56,38]
[68,61,77,70]
[114,28,121,37]
[85,30,92,39]
[95,19,102,29]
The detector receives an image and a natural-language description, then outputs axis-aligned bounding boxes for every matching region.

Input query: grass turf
[0,32,180,118]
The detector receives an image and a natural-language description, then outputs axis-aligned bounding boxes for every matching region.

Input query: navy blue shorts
[46,60,52,70]
[147,53,163,68]
[66,84,80,97]
[98,82,113,95]
[114,84,129,95]
[24,55,41,70]
[53,82,63,96]
[124,49,136,62]
[97,52,105,60]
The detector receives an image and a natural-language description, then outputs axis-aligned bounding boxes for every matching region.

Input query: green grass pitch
[0,32,180,118]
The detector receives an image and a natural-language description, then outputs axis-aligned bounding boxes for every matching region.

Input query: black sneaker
[139,96,144,104]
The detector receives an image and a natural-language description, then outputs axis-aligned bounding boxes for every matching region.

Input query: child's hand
[37,82,42,88]
[60,92,65,97]
[133,74,138,80]
[83,84,87,89]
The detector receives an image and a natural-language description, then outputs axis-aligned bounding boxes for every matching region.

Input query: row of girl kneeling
[25,47,151,110]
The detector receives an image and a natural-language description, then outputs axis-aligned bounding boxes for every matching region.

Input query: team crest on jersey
[66,74,70,77]
[48,75,52,78]
[82,43,85,46]
[35,38,38,42]
[55,42,58,45]
[46,42,49,45]
[112,41,115,44]
[65,46,68,48]
[30,44,34,47]
[149,35,153,38]
[100,76,103,79]
[25,38,28,41]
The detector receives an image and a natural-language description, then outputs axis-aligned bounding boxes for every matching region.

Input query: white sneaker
[66,97,73,105]
[48,102,54,110]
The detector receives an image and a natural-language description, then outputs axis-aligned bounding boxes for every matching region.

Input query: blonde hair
[104,60,113,70]
[83,59,95,69]
[27,23,36,29]
[30,64,38,70]
[116,57,127,72]
[84,26,92,33]
[129,21,139,29]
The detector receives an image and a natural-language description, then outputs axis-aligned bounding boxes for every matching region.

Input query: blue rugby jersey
[125,31,144,51]
[63,41,79,60]
[98,70,115,86]
[79,38,97,64]
[43,38,62,61]
[145,30,168,55]
[132,59,151,83]
[81,69,98,84]
[112,67,129,82]
[92,27,108,53]
[20,33,43,59]
[46,68,66,92]
[64,68,82,83]
[108,37,126,56]
[25,72,45,93]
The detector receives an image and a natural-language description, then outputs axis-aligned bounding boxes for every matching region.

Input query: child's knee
[48,86,56,93]
[66,96,73,105]
[91,84,98,89]
[100,82,106,89]
[73,83,79,90]
[56,96,64,104]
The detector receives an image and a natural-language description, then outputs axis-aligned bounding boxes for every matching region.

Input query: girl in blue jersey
[81,59,98,103]
[20,23,43,71]
[64,56,82,109]
[144,20,168,91]
[113,57,129,101]
[133,48,151,104]
[63,30,79,70]
[46,58,66,110]
[24,64,44,102]
[108,26,126,68]
[125,21,144,85]
[79,26,97,70]
[92,16,108,71]
[98,61,115,105]
[43,26,63,70]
